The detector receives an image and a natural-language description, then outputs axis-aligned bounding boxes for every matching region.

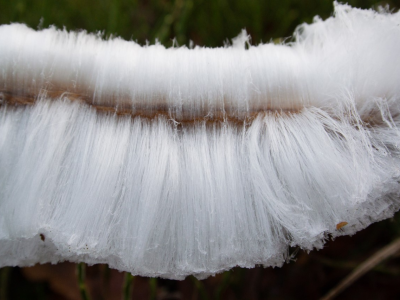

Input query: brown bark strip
[0,88,302,124]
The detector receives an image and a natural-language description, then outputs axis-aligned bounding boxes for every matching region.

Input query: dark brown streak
[0,87,303,125]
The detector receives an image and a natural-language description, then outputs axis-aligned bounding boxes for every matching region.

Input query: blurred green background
[1,0,400,299]
[0,0,399,47]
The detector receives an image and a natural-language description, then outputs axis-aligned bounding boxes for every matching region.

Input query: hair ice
[1,2,400,279]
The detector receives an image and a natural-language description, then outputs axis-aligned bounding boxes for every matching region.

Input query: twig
[315,256,400,275]
[321,237,400,300]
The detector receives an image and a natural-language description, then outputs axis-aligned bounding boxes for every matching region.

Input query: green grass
[0,0,398,47]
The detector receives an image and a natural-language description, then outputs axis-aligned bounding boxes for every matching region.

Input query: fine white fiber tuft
[1,2,400,279]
